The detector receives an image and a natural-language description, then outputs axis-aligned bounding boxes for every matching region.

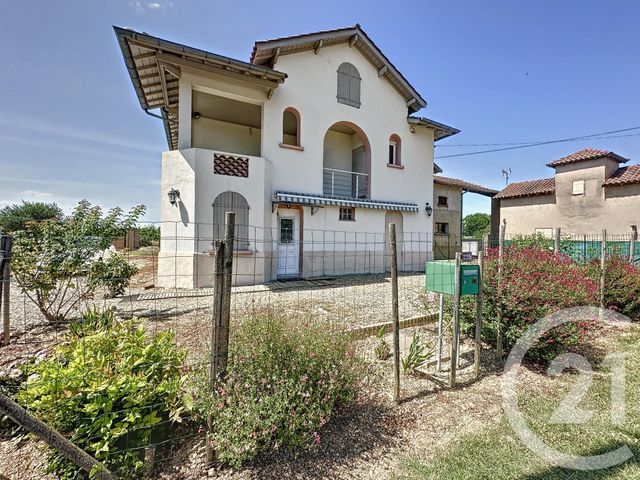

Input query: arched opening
[388,134,401,166]
[212,191,250,250]
[282,107,301,147]
[322,121,371,199]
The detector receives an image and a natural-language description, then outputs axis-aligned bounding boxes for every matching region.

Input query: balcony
[323,168,369,199]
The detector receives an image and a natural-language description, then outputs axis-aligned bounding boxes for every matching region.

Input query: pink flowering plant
[459,246,599,363]
[586,254,640,321]
[192,315,359,468]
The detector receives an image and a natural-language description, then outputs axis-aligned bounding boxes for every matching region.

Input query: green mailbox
[425,260,480,296]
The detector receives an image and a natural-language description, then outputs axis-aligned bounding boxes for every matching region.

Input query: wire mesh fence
[1,222,639,477]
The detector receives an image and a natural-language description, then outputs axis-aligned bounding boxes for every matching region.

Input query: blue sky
[1,0,639,221]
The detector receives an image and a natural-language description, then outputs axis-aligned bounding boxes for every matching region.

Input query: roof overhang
[433,176,498,197]
[408,116,460,141]
[251,25,427,113]
[113,26,287,149]
[274,191,419,212]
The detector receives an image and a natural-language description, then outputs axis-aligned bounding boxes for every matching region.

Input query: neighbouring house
[114,25,459,287]
[432,168,498,259]
[112,228,140,251]
[495,148,640,235]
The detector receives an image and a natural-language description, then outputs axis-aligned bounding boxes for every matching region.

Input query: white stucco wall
[261,44,434,235]
[162,42,439,286]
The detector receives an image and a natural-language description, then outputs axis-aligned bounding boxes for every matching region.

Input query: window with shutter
[337,63,361,108]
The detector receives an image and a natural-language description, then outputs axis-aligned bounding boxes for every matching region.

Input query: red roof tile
[494,178,555,199]
[546,148,629,168]
[603,164,640,187]
[434,176,498,197]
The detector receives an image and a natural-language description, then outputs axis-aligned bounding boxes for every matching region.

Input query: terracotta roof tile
[494,178,555,199]
[546,148,629,168]
[603,164,640,187]
[434,176,498,197]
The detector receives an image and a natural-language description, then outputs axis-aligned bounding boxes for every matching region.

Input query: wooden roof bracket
[349,34,359,47]
[314,40,323,55]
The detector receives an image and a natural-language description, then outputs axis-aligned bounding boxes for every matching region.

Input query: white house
[114,25,459,287]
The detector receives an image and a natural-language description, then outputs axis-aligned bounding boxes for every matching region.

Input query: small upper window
[437,196,449,208]
[339,207,355,221]
[572,180,585,195]
[435,222,449,234]
[388,134,401,166]
[282,108,301,147]
[337,63,361,108]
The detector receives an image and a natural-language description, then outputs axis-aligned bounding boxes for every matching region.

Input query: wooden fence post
[496,223,505,358]
[206,212,235,463]
[436,293,444,371]
[554,227,561,254]
[474,251,484,380]
[630,226,637,265]
[600,229,607,313]
[1,235,12,346]
[482,233,490,255]
[389,223,401,404]
[450,252,461,388]
[0,392,116,480]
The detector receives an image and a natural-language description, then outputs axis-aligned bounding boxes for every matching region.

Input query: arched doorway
[322,121,371,199]
[384,211,404,272]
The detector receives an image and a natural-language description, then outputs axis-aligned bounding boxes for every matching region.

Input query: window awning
[273,191,419,212]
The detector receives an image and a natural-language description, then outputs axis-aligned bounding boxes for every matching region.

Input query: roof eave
[408,116,460,141]
[251,25,427,111]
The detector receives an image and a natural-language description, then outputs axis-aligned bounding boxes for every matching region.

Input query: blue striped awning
[273,191,419,212]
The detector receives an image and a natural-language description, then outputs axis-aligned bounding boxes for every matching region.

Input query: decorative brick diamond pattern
[214,154,249,178]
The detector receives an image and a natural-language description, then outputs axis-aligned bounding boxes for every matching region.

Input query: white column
[178,77,192,150]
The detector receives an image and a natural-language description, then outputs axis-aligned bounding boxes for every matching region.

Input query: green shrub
[0,201,62,233]
[459,246,598,364]
[586,255,640,321]
[12,200,145,322]
[401,333,432,374]
[68,306,116,337]
[17,319,188,479]
[139,225,161,248]
[88,252,139,298]
[374,325,391,360]
[192,315,359,468]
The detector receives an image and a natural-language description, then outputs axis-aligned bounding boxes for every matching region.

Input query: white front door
[277,211,300,278]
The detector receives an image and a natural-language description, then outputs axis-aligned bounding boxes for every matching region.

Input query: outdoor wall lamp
[425,202,433,217]
[168,188,180,206]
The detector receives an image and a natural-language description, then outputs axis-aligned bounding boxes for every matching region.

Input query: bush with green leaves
[457,246,598,363]
[11,200,145,322]
[0,201,62,233]
[68,305,116,338]
[462,213,491,238]
[139,225,161,247]
[17,318,188,479]
[192,315,359,468]
[88,252,139,298]
[401,333,432,374]
[585,255,640,321]
[374,325,391,360]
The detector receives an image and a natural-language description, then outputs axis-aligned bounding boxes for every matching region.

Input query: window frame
[280,107,303,150]
[437,196,449,208]
[338,207,355,221]
[387,134,402,167]
[435,222,449,234]
[572,180,585,196]
[337,62,362,108]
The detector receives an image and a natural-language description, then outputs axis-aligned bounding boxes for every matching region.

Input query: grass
[401,328,640,480]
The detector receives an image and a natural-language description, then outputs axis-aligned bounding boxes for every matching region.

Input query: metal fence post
[474,251,484,380]
[600,229,607,313]
[496,223,505,358]
[1,235,12,346]
[554,227,561,254]
[450,252,461,388]
[388,223,401,404]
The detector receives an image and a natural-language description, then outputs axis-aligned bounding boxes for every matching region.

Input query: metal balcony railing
[322,168,368,199]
